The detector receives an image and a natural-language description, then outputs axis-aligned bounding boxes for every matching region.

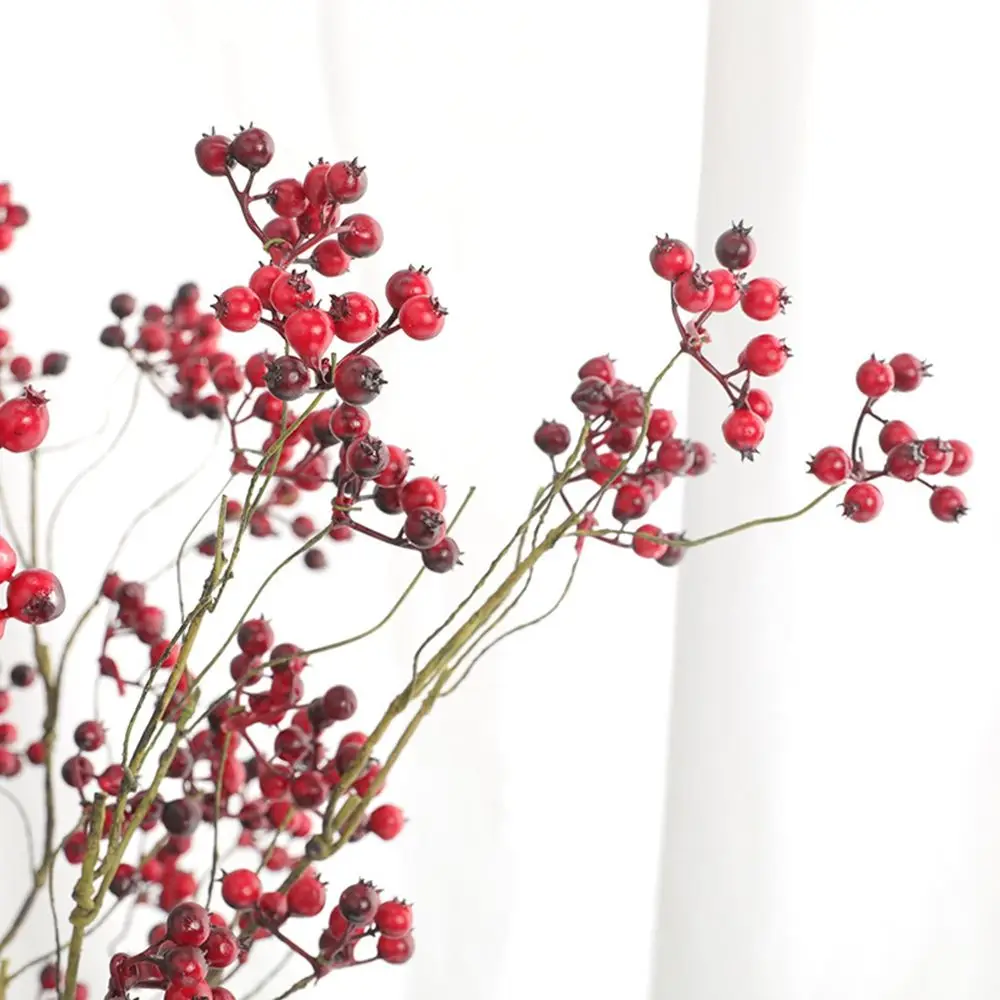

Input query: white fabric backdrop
[0,2,996,999]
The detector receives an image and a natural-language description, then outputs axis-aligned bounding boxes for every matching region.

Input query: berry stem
[225,166,266,242]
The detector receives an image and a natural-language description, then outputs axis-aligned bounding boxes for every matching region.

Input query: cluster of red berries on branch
[806,354,973,523]
[98,124,458,574]
[0,186,66,640]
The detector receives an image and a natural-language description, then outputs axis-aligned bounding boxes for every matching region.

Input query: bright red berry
[673,268,715,313]
[842,482,883,523]
[377,932,415,964]
[4,568,65,624]
[385,267,433,310]
[722,408,765,456]
[855,357,895,397]
[878,419,916,453]
[889,353,930,392]
[945,440,973,476]
[375,900,413,938]
[214,287,261,333]
[400,477,447,513]
[741,278,788,320]
[743,334,790,377]
[311,240,351,277]
[707,269,742,312]
[284,308,334,366]
[398,295,447,341]
[919,439,954,475]
[269,271,315,315]
[929,485,967,522]
[326,159,368,202]
[631,524,668,560]
[339,214,383,258]
[330,292,379,343]
[885,442,926,481]
[267,179,308,218]
[368,804,405,840]
[745,387,773,422]
[808,446,851,485]
[649,236,694,281]
[220,869,261,909]
[0,387,50,452]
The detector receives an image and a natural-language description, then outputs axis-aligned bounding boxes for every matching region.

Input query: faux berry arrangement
[0,127,973,1000]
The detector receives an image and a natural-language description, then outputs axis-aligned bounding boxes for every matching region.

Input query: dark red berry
[714,221,756,270]
[228,128,275,171]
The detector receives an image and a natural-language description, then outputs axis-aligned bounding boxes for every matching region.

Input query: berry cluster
[808,355,973,523]
[98,125,457,574]
[0,188,66,640]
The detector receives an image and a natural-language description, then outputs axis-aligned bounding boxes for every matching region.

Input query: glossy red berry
[0,387,50,452]
[266,179,308,218]
[534,420,571,456]
[649,236,694,281]
[330,292,379,343]
[403,507,447,549]
[741,278,788,320]
[745,387,773,422]
[808,446,851,485]
[399,295,447,341]
[375,900,413,938]
[842,482,883,523]
[656,438,695,475]
[326,159,368,202]
[339,214,383,258]
[885,442,926,481]
[929,485,967,522]
[285,308,334,366]
[646,408,677,443]
[269,272,315,315]
[265,356,311,401]
[330,403,371,440]
[919,439,954,475]
[631,524,668,560]
[195,133,230,176]
[214,287,261,333]
[714,222,756,270]
[202,927,239,968]
[878,419,916,453]
[228,127,275,171]
[707,269,742,312]
[945,440,973,476]
[333,355,384,405]
[288,876,327,917]
[400,476,446,513]
[722,408,765,456]
[311,240,351,277]
[855,357,895,397]
[339,881,381,924]
[5,569,65,624]
[368,804,405,840]
[377,933,415,964]
[256,892,288,926]
[386,267,433,310]
[743,335,790,377]
[889,353,930,392]
[673,268,715,312]
[166,901,212,947]
[612,483,650,522]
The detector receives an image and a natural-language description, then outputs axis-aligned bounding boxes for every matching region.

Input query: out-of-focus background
[0,1,997,998]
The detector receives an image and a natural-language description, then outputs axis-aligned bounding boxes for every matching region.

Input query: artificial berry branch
[0,131,973,1000]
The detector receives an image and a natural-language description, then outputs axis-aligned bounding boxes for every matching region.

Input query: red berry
[398,295,447,341]
[745,387,773,422]
[321,684,357,721]
[214,287,261,333]
[269,272,315,316]
[534,420,572,456]
[375,900,413,938]
[0,536,17,586]
[422,537,461,573]
[715,222,756,270]
[73,721,105,752]
[195,134,230,176]
[330,292,379,344]
[889,353,930,392]
[386,267,433,310]
[855,357,894,397]
[673,268,715,312]
[346,434,390,479]
[722,408,765,456]
[646,408,677,442]
[368,804,405,840]
[333,355,384,405]
[265,356,311,401]
[741,278,788,320]
[808,446,851,485]
[578,355,616,383]
[400,477,446,513]
[228,128,274,171]
[326,159,368,203]
[266,178,308,218]
[945,440,973,476]
[330,403,370,440]
[743,334,790,377]
[311,240,351,277]
[287,876,326,917]
[166,901,212,947]
[303,163,333,205]
[656,438,695,475]
[842,482,883,523]
[632,523,668,560]
[878,420,916,453]
[885,442,926,481]
[612,483,649,522]
[403,507,447,549]
[919,439,954,476]
[929,485,967,522]
[649,236,694,281]
[339,213,383,258]
[571,377,613,417]
[339,881,381,924]
[248,265,283,309]
[9,356,32,382]
[284,308,334,366]
[0,387,50,452]
[707,269,742,312]
[377,932,415,964]
[5,568,65,624]
[202,927,239,968]
[220,869,261,909]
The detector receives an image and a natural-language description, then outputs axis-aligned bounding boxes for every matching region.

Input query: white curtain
[0,3,996,999]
